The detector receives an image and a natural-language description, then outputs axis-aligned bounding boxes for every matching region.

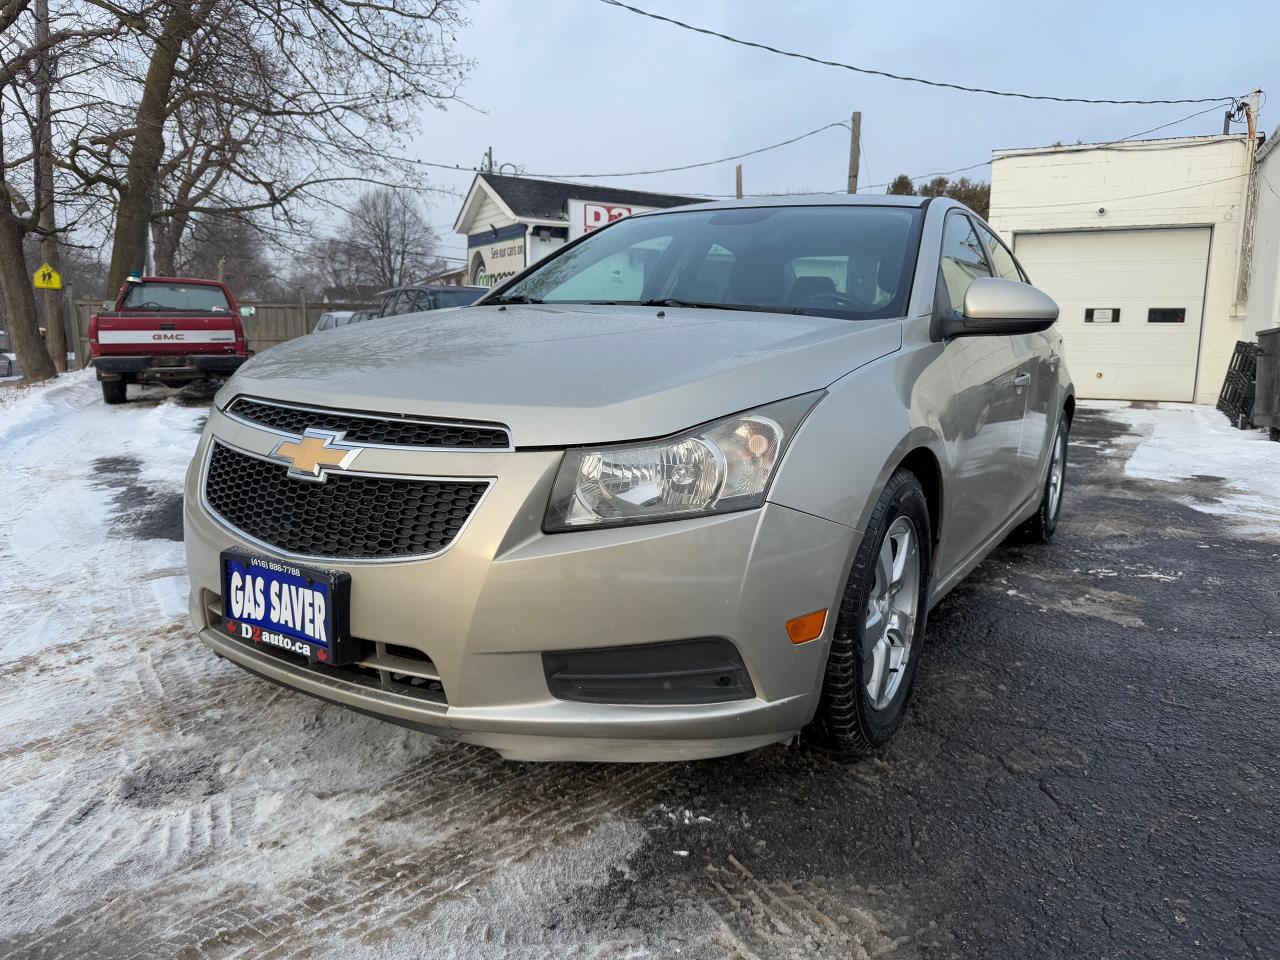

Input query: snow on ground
[0,374,659,959]
[1085,400,1280,535]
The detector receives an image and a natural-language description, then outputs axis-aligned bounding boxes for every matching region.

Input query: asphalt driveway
[1,376,1276,959]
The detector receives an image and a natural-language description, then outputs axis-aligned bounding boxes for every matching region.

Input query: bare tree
[175,212,282,299]
[344,187,444,289]
[0,0,132,383]
[299,187,444,293]
[79,0,471,294]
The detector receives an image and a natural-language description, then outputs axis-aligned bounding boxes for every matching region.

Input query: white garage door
[1013,228,1210,401]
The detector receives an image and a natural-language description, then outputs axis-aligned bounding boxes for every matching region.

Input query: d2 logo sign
[582,203,633,234]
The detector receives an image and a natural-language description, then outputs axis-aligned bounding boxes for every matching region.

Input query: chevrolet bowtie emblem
[271,429,362,481]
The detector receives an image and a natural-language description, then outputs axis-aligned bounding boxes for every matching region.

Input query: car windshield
[494,205,923,321]
[121,281,230,312]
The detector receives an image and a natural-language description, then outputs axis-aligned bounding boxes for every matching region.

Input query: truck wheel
[101,379,127,405]
[1020,413,1069,543]
[808,469,932,757]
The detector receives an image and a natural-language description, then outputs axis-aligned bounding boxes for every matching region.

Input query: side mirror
[940,276,1058,339]
[240,305,256,319]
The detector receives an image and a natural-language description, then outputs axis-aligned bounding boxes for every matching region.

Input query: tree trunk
[34,0,65,371]
[105,4,205,293]
[151,217,179,276]
[0,208,57,383]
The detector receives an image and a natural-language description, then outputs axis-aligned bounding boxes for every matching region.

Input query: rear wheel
[1020,414,1069,543]
[808,469,932,757]
[101,379,127,405]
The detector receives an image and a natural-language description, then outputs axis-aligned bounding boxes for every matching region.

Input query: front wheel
[1021,414,1069,543]
[808,469,932,757]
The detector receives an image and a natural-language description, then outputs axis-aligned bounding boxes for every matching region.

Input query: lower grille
[207,597,447,706]
[203,441,487,561]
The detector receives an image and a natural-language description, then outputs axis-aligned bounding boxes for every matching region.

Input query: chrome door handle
[1013,372,1031,387]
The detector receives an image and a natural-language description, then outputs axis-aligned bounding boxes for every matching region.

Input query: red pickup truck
[89,276,252,404]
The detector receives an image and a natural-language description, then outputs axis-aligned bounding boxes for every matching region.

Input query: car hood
[219,304,902,446]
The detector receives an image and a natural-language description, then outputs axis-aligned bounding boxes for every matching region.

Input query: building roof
[992,133,1250,159]
[478,173,701,221]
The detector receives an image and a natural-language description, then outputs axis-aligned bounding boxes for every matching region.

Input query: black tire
[101,379,127,405]
[1020,413,1069,543]
[808,469,933,757]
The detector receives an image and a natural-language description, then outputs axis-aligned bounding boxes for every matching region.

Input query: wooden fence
[70,298,376,368]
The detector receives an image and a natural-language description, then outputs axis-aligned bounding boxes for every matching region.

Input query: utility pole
[847,111,861,194]
[735,164,743,199]
[34,0,67,371]
[483,146,494,174]
[1233,89,1263,306]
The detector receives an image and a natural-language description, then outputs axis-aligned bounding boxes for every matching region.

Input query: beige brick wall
[988,136,1252,404]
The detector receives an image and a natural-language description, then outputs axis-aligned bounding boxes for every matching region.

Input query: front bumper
[184,404,858,761]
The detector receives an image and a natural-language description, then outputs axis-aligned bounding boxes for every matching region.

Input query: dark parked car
[377,285,486,317]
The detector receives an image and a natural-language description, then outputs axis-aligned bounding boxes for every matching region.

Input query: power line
[1116,101,1233,141]
[398,120,851,182]
[713,101,1249,199]
[521,120,849,179]
[596,0,1238,106]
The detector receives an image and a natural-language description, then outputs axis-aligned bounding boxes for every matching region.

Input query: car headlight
[544,392,824,531]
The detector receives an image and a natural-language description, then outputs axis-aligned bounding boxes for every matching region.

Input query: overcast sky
[414,0,1278,264]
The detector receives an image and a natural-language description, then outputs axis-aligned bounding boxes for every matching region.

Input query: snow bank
[1091,400,1280,532]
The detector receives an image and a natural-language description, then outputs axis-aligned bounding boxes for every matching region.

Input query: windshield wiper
[640,298,777,313]
[485,294,543,305]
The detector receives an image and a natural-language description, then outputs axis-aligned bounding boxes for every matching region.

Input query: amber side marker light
[786,609,827,644]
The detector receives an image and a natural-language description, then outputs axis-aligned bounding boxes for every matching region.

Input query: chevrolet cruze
[184,195,1073,761]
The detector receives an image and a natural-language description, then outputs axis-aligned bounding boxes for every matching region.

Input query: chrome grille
[224,397,511,449]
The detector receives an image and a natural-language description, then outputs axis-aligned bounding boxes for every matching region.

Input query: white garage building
[988,134,1256,403]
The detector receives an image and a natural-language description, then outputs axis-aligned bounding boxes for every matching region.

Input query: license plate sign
[219,551,355,665]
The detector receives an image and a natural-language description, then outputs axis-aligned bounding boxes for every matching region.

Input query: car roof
[629,192,938,217]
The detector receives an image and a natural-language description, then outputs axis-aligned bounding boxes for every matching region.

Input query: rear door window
[977,223,1027,283]
[383,291,415,317]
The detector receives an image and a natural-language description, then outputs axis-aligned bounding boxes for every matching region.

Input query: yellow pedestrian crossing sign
[34,263,61,290]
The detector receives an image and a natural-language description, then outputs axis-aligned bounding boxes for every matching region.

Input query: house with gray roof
[452,173,700,287]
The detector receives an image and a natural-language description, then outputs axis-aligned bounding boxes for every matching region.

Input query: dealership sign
[567,199,663,240]
[468,229,526,287]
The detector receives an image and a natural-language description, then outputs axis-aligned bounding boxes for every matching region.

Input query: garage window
[1147,308,1186,323]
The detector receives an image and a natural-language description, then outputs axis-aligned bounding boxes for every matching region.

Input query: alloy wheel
[864,515,921,711]
[1047,425,1066,519]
